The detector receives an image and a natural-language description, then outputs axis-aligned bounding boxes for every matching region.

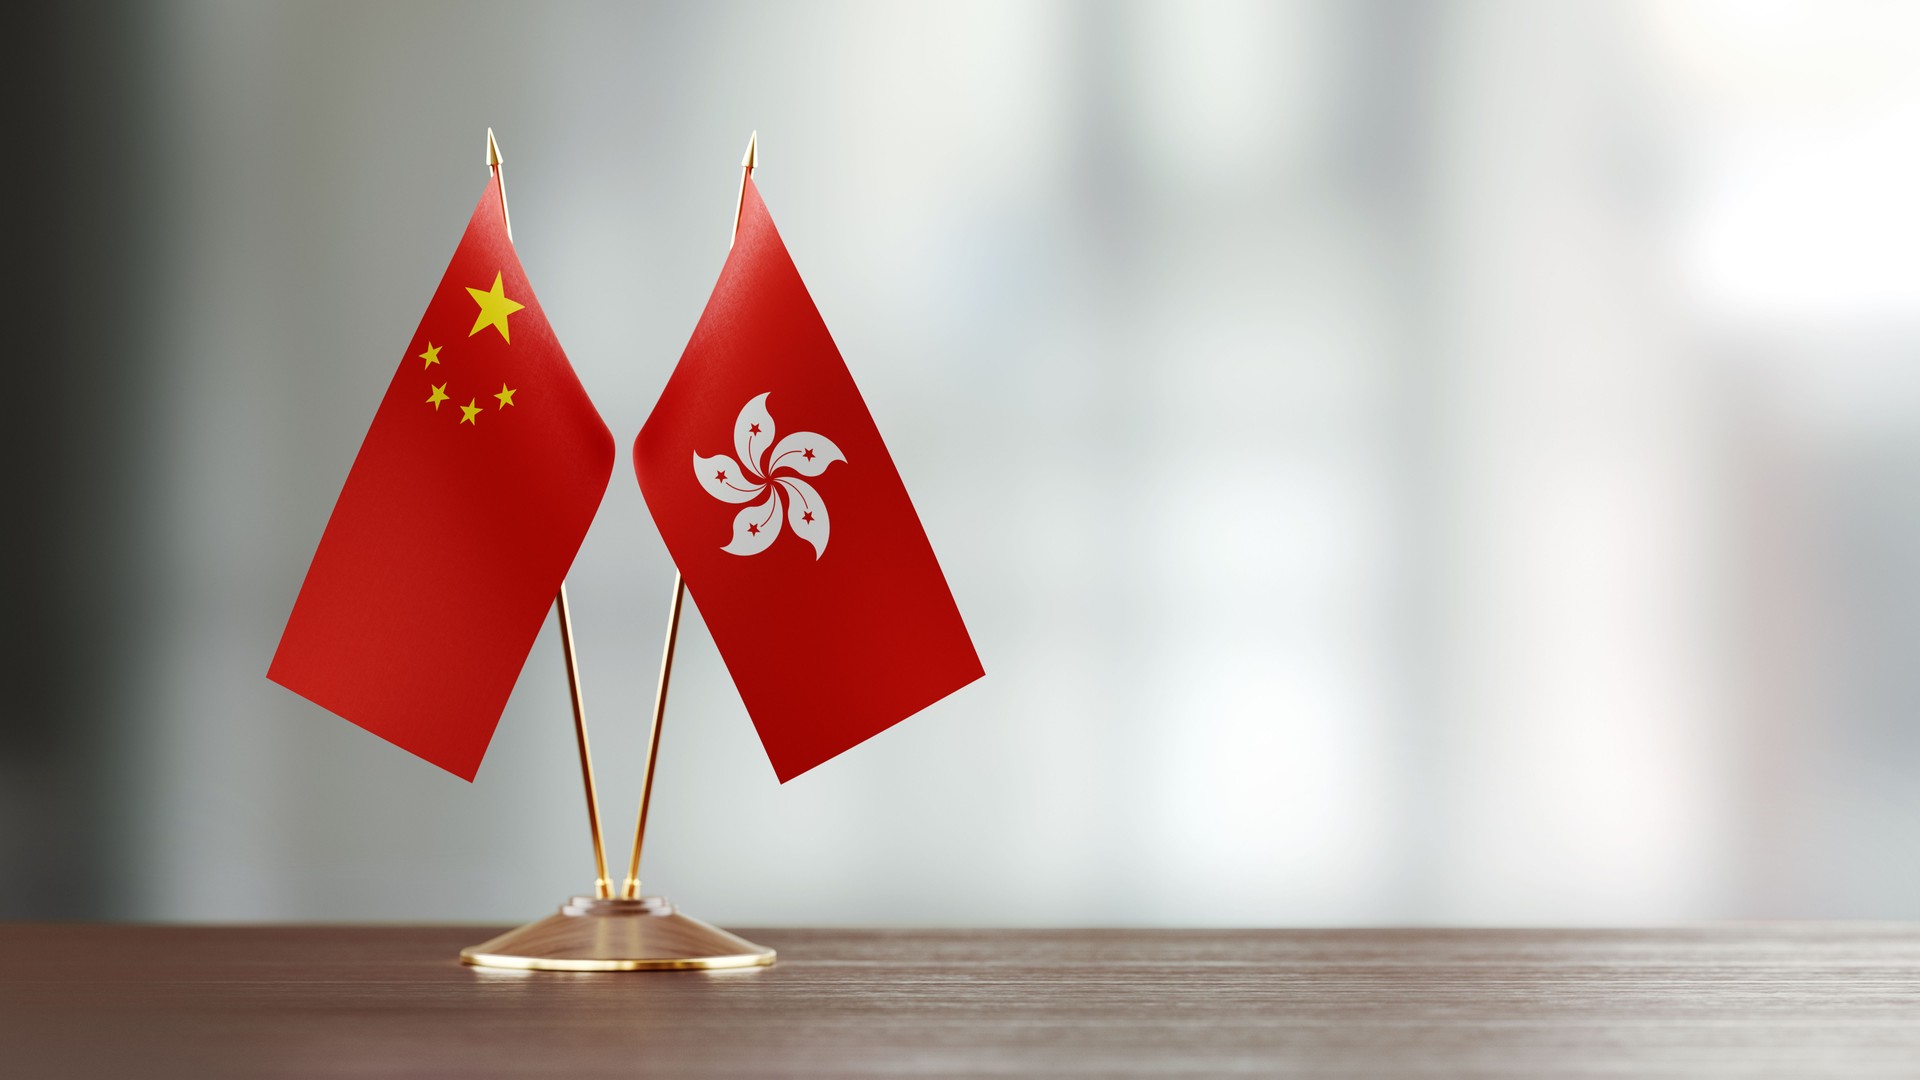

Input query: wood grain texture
[5,925,1920,1078]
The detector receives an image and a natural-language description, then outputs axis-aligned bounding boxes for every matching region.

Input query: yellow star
[426,383,449,410]
[460,399,482,425]
[419,342,442,369]
[466,271,525,343]
[494,383,517,408]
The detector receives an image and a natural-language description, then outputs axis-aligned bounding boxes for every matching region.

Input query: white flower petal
[775,477,830,559]
[765,432,846,478]
[733,392,776,479]
[693,452,764,504]
[722,486,783,556]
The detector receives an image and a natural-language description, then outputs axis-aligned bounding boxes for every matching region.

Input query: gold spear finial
[731,131,758,247]
[485,128,512,241]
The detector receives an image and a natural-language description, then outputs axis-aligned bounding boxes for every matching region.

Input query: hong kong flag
[635,176,981,781]
[269,168,615,780]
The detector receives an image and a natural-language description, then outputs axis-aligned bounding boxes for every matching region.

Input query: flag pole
[620,131,757,900]
[490,127,613,900]
[458,129,772,971]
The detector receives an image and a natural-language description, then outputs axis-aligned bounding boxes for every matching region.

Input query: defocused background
[8,0,1920,926]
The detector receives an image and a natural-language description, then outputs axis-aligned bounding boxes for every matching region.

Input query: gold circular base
[460,896,776,973]
[459,950,775,972]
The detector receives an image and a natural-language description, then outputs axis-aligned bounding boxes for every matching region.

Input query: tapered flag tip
[486,128,503,168]
[742,131,757,171]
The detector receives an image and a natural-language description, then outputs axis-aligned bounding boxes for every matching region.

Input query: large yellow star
[494,383,517,408]
[426,383,449,410]
[460,398,482,425]
[466,272,525,343]
[419,342,442,369]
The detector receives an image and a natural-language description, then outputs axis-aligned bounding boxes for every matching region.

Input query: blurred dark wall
[5,4,156,918]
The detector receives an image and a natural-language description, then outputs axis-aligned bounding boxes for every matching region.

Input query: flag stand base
[460,895,776,972]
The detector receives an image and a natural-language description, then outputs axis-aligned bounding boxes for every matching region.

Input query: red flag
[634,177,982,781]
[269,175,614,780]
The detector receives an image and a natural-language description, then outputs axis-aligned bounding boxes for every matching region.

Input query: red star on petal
[748,523,760,535]
[714,470,727,481]
[748,423,761,435]
[803,448,815,460]
[802,511,814,523]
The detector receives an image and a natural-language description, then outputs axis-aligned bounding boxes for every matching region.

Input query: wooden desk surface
[5,924,1920,1078]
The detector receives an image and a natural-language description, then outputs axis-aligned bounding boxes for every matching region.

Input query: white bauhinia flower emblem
[693,392,847,559]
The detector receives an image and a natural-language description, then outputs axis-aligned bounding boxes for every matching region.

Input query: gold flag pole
[489,128,612,900]
[620,574,684,898]
[460,132,775,971]
[620,130,756,901]
[555,586,613,898]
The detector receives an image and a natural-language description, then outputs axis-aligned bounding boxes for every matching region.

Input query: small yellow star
[494,383,517,408]
[460,398,482,425]
[419,342,442,369]
[466,271,526,343]
[426,383,449,410]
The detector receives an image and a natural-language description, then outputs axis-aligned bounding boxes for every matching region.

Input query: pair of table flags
[268,168,981,783]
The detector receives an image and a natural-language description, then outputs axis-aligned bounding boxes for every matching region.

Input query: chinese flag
[634,177,981,781]
[269,174,614,780]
